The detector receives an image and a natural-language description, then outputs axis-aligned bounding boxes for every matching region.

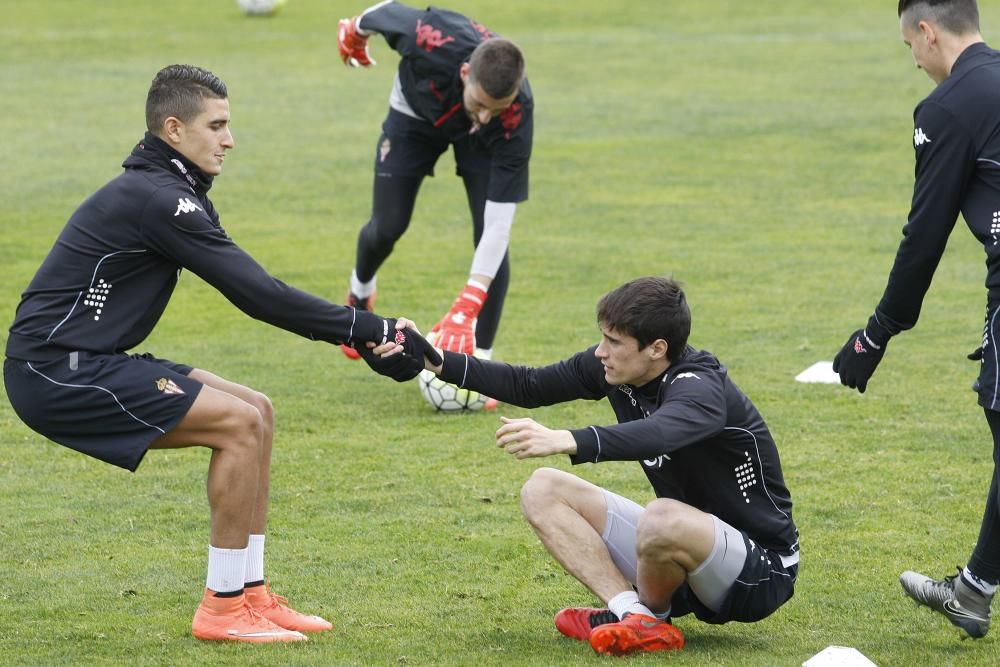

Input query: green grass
[3,0,1000,664]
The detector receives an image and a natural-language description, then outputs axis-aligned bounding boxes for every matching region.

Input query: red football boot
[588,613,684,656]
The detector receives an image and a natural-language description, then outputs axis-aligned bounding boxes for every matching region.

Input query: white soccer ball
[418,369,490,412]
[237,0,286,16]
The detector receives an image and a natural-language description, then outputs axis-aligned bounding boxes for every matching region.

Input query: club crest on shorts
[379,138,391,162]
[156,377,185,395]
[395,330,407,345]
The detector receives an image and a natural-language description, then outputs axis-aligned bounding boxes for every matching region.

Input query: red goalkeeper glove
[338,17,376,67]
[430,282,487,354]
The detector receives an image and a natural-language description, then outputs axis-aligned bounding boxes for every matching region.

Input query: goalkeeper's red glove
[430,282,488,354]
[338,17,376,67]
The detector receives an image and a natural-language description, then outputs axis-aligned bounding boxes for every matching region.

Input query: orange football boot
[554,607,618,641]
[191,588,307,643]
[588,613,684,656]
[245,584,333,633]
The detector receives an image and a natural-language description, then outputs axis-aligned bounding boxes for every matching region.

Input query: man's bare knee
[520,467,570,523]
[245,391,273,439]
[217,400,265,458]
[636,498,686,558]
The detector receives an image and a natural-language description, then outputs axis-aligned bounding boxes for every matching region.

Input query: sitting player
[387,277,799,656]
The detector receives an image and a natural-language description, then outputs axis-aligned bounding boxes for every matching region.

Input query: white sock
[474,347,493,360]
[467,278,489,292]
[245,534,265,584]
[206,545,247,594]
[350,270,376,299]
[963,567,998,595]
[607,590,656,620]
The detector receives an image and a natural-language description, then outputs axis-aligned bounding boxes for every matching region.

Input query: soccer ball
[237,0,286,16]
[418,369,490,412]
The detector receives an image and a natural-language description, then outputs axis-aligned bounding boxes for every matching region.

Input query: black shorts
[4,351,202,472]
[671,533,799,624]
[374,108,490,180]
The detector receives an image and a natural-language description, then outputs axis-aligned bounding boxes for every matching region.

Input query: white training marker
[803,646,877,667]
[794,361,840,384]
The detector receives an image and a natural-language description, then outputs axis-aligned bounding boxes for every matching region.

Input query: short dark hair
[596,277,691,364]
[145,64,228,133]
[467,38,525,99]
[898,0,979,34]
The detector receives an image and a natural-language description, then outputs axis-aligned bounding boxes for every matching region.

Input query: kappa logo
[642,454,671,469]
[914,127,932,147]
[415,19,455,52]
[174,197,203,217]
[155,377,185,395]
[670,372,700,384]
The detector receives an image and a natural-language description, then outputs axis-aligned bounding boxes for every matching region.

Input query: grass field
[3,1,1000,664]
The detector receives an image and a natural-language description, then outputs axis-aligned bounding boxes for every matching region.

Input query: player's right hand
[428,283,488,355]
[360,321,442,382]
[338,17,376,67]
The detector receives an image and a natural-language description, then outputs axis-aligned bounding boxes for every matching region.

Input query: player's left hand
[430,283,487,355]
[338,17,376,67]
[361,320,442,382]
[833,316,891,393]
[495,416,577,459]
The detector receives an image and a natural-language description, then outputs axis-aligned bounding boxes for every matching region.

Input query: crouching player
[387,277,799,655]
[4,64,438,643]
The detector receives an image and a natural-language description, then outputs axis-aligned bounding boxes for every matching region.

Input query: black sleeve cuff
[438,350,470,386]
[568,427,599,465]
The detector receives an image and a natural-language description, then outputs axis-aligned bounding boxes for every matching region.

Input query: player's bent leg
[520,468,614,563]
[522,469,644,643]
[183,370,333,633]
[150,383,264,548]
[343,172,423,360]
[188,370,273,534]
[634,498,716,614]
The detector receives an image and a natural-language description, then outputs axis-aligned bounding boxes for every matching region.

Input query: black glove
[359,322,443,382]
[833,315,891,393]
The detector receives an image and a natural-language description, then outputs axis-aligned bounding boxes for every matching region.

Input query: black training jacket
[439,345,799,557]
[876,43,1000,332]
[6,133,387,361]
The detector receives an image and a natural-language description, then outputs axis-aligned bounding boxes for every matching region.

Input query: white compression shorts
[600,489,748,613]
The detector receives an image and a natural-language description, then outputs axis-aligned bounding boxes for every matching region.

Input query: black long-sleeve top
[875,43,1000,333]
[6,133,388,361]
[439,345,799,558]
